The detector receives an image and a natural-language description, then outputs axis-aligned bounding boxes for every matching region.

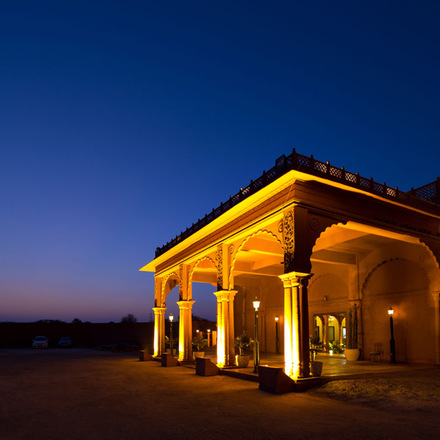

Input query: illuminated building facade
[141,150,440,376]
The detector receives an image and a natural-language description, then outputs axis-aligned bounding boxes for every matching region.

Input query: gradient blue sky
[1,1,439,322]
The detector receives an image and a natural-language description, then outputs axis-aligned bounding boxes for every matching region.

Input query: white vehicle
[32,336,48,349]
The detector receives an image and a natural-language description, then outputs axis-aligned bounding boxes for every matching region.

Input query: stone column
[278,272,312,378]
[214,290,237,367]
[152,307,166,358]
[177,300,195,362]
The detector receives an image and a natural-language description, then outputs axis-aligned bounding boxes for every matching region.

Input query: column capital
[278,271,312,286]
[177,300,196,310]
[214,290,238,301]
[152,307,167,314]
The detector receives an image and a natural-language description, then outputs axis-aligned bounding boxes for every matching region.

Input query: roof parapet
[155,149,439,258]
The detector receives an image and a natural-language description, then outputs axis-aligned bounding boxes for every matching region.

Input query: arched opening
[311,221,439,363]
[313,313,346,355]
[163,274,179,354]
[231,231,284,354]
[190,258,218,354]
[363,258,433,363]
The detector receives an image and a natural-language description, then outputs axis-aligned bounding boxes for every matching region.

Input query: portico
[141,150,440,377]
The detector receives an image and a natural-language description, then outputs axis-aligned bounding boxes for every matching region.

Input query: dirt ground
[1,348,440,440]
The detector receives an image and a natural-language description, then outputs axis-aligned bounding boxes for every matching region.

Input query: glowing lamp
[253,298,260,373]
[275,315,280,354]
[388,306,396,364]
[169,314,174,357]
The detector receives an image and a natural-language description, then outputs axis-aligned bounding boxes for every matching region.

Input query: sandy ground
[310,368,440,413]
[1,348,440,440]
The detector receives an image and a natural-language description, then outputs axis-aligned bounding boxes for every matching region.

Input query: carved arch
[162,271,180,303]
[311,221,349,253]
[188,256,218,297]
[361,238,440,295]
[229,229,283,289]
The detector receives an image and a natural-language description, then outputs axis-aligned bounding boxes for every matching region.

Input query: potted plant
[235,333,252,367]
[345,304,360,361]
[309,335,323,376]
[192,335,208,358]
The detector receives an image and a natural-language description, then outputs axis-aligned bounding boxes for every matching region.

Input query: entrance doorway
[313,312,346,355]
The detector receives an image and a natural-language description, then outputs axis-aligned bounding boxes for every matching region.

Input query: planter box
[161,353,179,367]
[139,350,153,361]
[195,357,219,376]
[258,366,295,394]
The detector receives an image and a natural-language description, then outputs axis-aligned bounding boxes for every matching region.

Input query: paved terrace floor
[197,349,431,381]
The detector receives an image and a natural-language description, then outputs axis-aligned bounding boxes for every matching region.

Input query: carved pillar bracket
[214,290,237,367]
[152,307,167,357]
[282,210,295,273]
[177,300,196,362]
[278,272,312,378]
[215,244,224,290]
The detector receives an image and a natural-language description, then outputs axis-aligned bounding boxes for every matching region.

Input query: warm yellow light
[153,321,159,357]
[388,307,394,315]
[217,325,225,367]
[169,314,174,322]
[279,273,303,379]
[275,316,279,322]
[253,299,260,310]
[207,329,211,333]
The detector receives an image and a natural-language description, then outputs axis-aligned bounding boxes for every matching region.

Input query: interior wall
[233,276,283,353]
[308,263,351,340]
[362,258,434,363]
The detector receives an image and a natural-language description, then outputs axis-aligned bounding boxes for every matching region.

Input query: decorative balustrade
[155,149,439,257]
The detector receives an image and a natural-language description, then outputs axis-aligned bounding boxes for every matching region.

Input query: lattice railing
[412,179,440,203]
[155,150,439,257]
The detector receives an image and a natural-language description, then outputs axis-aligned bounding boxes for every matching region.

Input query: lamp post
[253,299,260,373]
[275,316,280,354]
[388,307,396,364]
[169,314,174,357]
[207,329,211,347]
